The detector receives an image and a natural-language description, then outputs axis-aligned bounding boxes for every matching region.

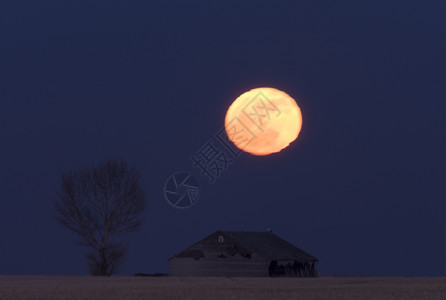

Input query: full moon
[225,87,302,156]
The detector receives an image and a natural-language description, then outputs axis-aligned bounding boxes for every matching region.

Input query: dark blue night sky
[0,0,444,276]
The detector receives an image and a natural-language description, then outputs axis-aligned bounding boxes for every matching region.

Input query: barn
[168,230,318,277]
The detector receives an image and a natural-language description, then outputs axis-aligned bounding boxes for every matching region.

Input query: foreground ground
[0,276,444,300]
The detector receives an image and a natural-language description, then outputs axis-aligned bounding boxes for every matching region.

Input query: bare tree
[54,158,146,276]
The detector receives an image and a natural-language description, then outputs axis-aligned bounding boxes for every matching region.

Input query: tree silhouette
[54,159,146,276]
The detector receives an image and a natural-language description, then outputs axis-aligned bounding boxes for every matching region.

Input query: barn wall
[169,255,269,277]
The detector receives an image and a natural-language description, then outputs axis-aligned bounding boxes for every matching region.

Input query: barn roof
[168,230,318,261]
[220,231,318,261]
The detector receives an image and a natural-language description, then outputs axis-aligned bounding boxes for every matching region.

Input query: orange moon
[224,87,302,156]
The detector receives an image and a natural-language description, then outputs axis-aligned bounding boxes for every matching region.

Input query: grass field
[0,276,444,300]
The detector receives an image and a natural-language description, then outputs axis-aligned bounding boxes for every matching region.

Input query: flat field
[0,276,444,300]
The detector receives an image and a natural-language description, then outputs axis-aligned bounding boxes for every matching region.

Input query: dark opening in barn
[168,230,318,277]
